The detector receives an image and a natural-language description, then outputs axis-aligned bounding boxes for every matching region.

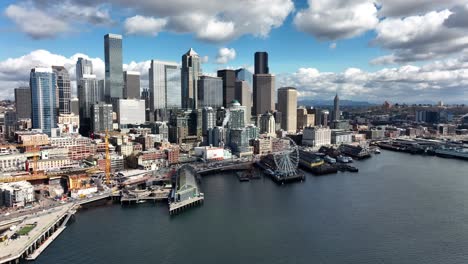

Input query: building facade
[181,48,201,109]
[254,52,269,74]
[14,87,32,120]
[198,75,223,109]
[302,127,331,147]
[277,87,297,133]
[104,33,124,102]
[217,69,236,107]
[235,81,252,125]
[253,74,275,116]
[30,68,57,136]
[123,71,140,99]
[91,103,113,132]
[52,66,71,115]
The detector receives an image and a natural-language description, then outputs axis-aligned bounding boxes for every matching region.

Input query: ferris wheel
[272,137,299,177]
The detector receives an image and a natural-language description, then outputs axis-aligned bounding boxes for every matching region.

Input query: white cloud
[200,56,209,64]
[377,0,466,17]
[124,15,167,36]
[329,43,337,50]
[216,48,236,64]
[371,10,468,64]
[294,0,378,40]
[5,4,69,39]
[278,57,468,103]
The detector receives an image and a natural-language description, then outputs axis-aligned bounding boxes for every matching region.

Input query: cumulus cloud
[216,48,236,64]
[5,5,69,39]
[294,0,379,40]
[124,15,167,36]
[371,10,468,64]
[444,4,468,28]
[278,57,468,103]
[377,0,466,18]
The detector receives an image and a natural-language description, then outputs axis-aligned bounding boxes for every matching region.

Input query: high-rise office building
[97,80,105,103]
[254,52,269,74]
[253,74,275,116]
[91,103,113,132]
[30,68,57,136]
[77,74,98,135]
[277,87,297,133]
[104,33,123,102]
[181,48,201,109]
[333,93,340,121]
[235,68,253,88]
[14,87,32,119]
[76,57,93,80]
[149,60,181,118]
[217,69,236,107]
[235,81,252,125]
[123,71,140,99]
[259,112,276,137]
[198,75,223,109]
[52,66,71,115]
[202,107,216,137]
[228,100,246,130]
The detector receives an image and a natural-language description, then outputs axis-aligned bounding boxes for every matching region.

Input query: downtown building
[123,71,140,99]
[104,33,124,103]
[116,99,145,128]
[30,67,57,136]
[277,87,297,133]
[198,75,223,109]
[234,80,252,125]
[149,60,181,121]
[217,69,236,107]
[91,103,113,133]
[14,87,32,119]
[52,66,71,115]
[181,48,201,109]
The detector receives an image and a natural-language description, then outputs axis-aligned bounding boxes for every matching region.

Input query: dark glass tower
[333,93,340,121]
[217,69,236,108]
[254,52,269,74]
[14,87,32,119]
[104,33,123,103]
[52,66,71,115]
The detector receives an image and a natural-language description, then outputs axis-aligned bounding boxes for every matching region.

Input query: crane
[105,129,111,185]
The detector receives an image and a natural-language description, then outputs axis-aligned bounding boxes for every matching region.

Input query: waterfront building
[331,130,353,145]
[217,69,236,107]
[333,93,340,121]
[259,112,276,137]
[0,181,34,207]
[116,99,145,127]
[91,103,113,132]
[229,128,249,153]
[252,137,273,155]
[149,60,181,120]
[208,126,226,147]
[302,127,331,147]
[104,33,124,102]
[235,81,252,125]
[14,87,32,119]
[253,74,275,116]
[181,48,201,109]
[245,124,259,141]
[198,76,223,109]
[235,68,253,88]
[277,87,297,133]
[123,71,140,99]
[52,66,71,115]
[30,67,57,136]
[77,74,98,136]
[254,52,269,74]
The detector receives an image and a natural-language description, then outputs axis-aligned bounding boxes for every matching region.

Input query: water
[36,151,468,264]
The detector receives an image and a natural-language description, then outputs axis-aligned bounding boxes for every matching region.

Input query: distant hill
[298,99,376,107]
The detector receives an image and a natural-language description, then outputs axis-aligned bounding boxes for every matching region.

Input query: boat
[374,148,381,154]
[434,147,468,160]
[336,155,352,163]
[137,200,146,204]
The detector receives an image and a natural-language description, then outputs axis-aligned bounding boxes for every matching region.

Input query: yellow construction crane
[105,129,111,185]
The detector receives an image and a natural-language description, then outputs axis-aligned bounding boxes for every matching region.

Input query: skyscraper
[123,71,140,99]
[77,74,98,135]
[253,74,275,116]
[277,87,298,133]
[91,103,113,132]
[14,87,31,119]
[198,75,223,109]
[149,60,181,120]
[104,33,123,102]
[217,69,236,107]
[228,100,246,129]
[70,98,79,116]
[52,66,71,115]
[202,107,216,137]
[333,93,340,121]
[235,68,253,88]
[255,52,269,74]
[235,81,252,125]
[76,57,93,80]
[30,68,57,136]
[181,48,201,109]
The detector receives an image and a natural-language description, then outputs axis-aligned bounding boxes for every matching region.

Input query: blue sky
[0,0,467,103]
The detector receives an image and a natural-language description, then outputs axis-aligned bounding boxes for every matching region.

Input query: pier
[0,204,76,264]
[169,165,204,215]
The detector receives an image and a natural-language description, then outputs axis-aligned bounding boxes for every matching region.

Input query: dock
[169,196,204,215]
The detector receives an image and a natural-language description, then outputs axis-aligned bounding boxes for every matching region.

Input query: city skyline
[0,0,467,103]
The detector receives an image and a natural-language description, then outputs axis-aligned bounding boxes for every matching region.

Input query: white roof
[125,71,140,75]
[34,67,53,73]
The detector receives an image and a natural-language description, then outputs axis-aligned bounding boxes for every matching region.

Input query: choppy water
[36,151,468,264]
